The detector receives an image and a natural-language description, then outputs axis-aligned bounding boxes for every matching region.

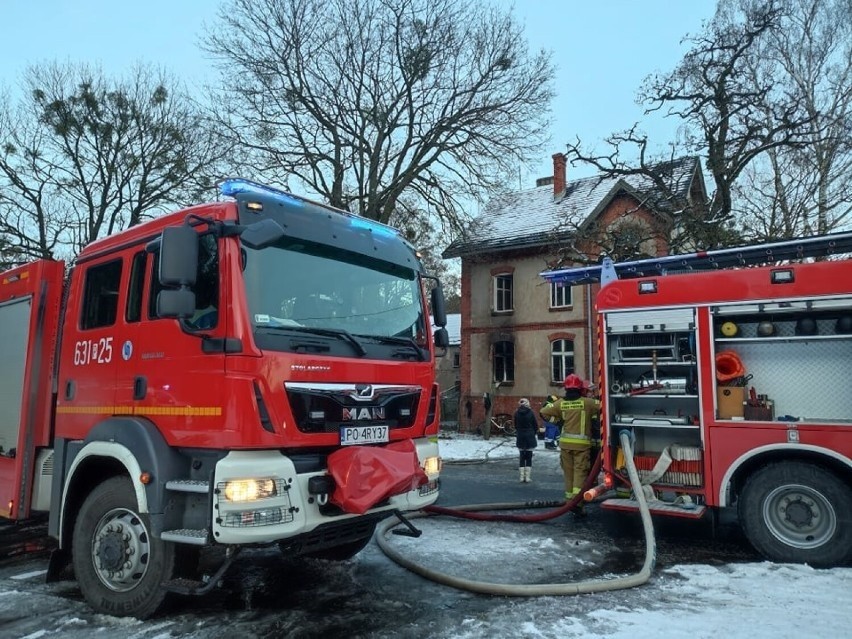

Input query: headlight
[221,478,278,502]
[422,456,441,476]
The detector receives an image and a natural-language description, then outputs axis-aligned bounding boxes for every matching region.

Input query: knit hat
[518,398,530,407]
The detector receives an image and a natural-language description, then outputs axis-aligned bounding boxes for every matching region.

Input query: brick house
[442,153,706,431]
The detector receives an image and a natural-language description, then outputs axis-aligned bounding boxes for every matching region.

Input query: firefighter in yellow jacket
[541,374,601,501]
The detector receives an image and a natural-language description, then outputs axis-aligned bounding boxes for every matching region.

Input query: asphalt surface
[0,452,762,638]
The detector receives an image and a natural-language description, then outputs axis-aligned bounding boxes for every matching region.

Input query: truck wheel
[72,477,175,618]
[738,462,852,567]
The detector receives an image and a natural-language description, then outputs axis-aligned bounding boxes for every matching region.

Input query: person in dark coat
[514,398,538,483]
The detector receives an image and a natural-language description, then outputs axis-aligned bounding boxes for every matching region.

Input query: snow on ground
[437,432,520,462]
[430,434,852,639]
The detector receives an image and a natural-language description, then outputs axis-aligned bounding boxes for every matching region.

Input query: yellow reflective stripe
[56,405,222,416]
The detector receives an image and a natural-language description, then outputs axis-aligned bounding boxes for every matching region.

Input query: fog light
[222,506,292,528]
[419,479,439,496]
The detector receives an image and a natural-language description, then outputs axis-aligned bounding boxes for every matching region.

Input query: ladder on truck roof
[540,231,852,287]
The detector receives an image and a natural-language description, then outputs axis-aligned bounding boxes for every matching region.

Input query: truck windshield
[241,239,426,352]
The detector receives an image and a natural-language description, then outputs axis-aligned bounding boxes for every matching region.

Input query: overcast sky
[0,1,716,185]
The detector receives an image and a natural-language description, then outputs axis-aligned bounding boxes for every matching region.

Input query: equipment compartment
[604,309,702,456]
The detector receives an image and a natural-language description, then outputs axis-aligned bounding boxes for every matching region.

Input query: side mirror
[434,326,449,349]
[159,226,198,287]
[430,283,447,328]
[157,288,196,318]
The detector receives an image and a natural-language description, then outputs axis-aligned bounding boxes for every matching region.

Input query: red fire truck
[542,233,852,567]
[0,179,448,617]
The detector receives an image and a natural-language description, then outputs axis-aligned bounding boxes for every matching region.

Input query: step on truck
[542,232,852,567]
[0,179,448,617]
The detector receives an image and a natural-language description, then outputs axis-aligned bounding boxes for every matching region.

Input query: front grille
[286,383,421,434]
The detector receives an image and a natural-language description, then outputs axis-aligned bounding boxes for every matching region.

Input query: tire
[738,461,852,567]
[72,477,175,618]
[495,414,515,436]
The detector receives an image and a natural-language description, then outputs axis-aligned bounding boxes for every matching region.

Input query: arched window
[551,339,574,383]
[494,340,515,383]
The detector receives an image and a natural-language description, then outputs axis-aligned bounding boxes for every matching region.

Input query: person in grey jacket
[514,398,539,482]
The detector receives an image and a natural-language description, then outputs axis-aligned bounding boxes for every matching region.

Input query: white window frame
[550,282,573,309]
[551,339,574,383]
[493,273,513,312]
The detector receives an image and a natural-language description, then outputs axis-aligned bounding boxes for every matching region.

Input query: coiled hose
[375,430,655,595]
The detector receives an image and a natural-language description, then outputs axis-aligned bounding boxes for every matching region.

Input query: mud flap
[327,440,428,515]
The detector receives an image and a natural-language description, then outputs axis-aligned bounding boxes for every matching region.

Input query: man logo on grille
[354,384,374,400]
[343,407,386,420]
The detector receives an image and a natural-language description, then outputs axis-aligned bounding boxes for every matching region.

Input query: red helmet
[564,374,584,390]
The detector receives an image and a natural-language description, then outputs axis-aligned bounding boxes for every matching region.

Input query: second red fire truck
[543,232,852,567]
[0,179,448,617]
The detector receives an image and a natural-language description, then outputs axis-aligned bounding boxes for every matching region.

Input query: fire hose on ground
[375,430,656,595]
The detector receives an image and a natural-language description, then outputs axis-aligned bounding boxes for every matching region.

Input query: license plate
[340,425,389,446]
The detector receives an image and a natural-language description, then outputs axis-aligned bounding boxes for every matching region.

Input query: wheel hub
[96,529,126,572]
[764,484,836,550]
[92,508,151,592]
[782,498,815,528]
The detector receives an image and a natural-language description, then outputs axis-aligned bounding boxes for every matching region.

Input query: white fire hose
[376,431,656,595]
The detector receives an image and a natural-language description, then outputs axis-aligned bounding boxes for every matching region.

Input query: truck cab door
[55,258,124,442]
[113,234,227,443]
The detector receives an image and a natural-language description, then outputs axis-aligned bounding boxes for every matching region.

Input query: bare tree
[204,0,554,233]
[735,0,852,240]
[0,63,226,261]
[389,203,461,310]
[564,0,816,250]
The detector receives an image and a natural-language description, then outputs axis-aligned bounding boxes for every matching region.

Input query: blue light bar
[218,178,305,207]
[349,215,400,240]
[218,177,407,243]
[541,230,852,286]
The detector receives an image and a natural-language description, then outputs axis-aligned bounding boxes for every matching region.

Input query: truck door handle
[64,380,75,400]
[133,376,147,400]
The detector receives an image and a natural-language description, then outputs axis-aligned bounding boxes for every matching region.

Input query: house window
[493,273,513,312]
[551,339,574,383]
[494,340,515,383]
[452,350,460,368]
[550,282,572,309]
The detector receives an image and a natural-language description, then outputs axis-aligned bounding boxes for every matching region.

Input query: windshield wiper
[257,325,367,357]
[357,334,426,361]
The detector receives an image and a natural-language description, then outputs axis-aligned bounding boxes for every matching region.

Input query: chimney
[552,153,566,198]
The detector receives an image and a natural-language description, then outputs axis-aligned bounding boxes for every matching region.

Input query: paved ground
[0,451,762,638]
